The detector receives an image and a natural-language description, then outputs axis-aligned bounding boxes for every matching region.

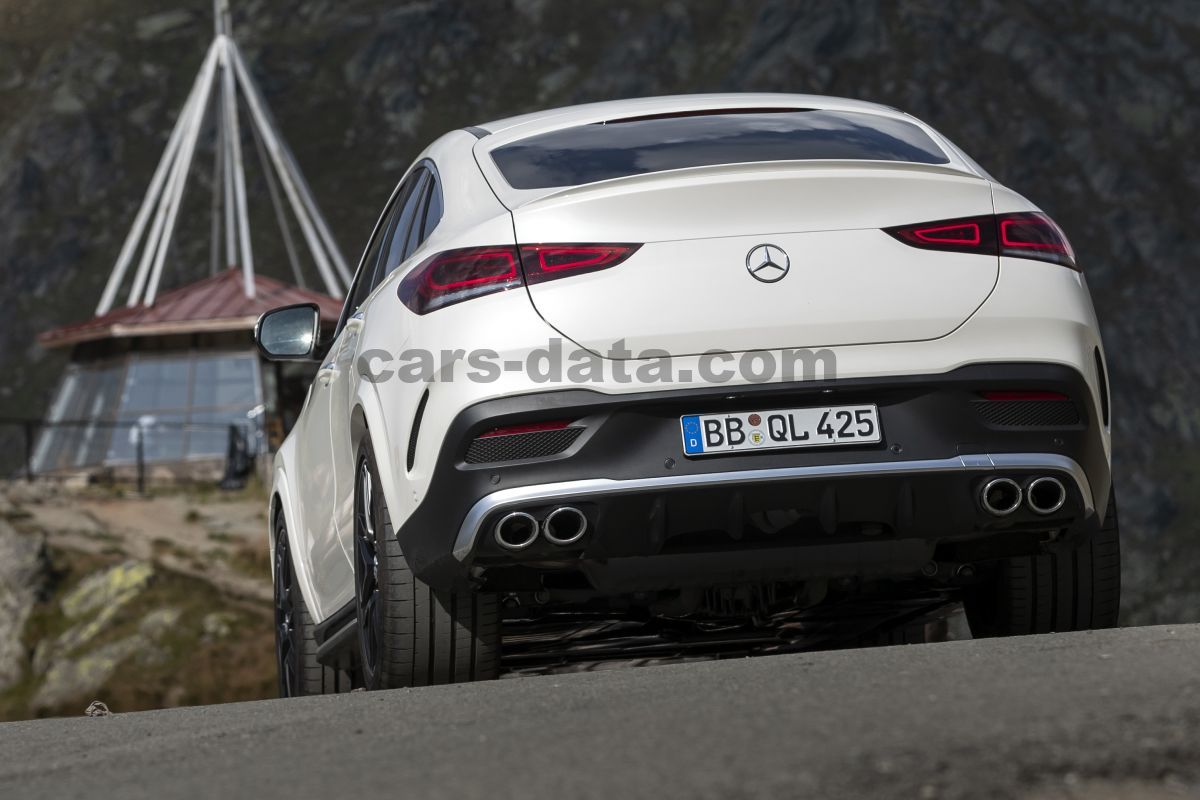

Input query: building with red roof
[39,268,342,349]
[31,7,351,479]
[32,270,343,477]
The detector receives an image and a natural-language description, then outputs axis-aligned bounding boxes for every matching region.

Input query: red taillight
[885,214,998,256]
[891,220,982,247]
[997,212,1076,268]
[979,391,1070,401]
[885,213,1077,269]
[398,246,523,314]
[399,243,641,313]
[520,244,640,284]
[477,420,576,438]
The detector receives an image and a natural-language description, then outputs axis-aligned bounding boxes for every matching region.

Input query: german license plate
[680,404,881,456]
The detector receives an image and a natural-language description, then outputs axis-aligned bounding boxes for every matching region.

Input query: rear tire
[354,436,500,689]
[274,512,352,696]
[964,489,1121,637]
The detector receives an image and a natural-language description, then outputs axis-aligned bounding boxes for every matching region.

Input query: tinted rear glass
[491,110,950,190]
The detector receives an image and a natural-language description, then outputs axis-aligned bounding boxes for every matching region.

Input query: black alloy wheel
[274,517,301,698]
[354,456,384,685]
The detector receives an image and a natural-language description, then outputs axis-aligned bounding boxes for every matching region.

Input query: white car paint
[268,93,1109,623]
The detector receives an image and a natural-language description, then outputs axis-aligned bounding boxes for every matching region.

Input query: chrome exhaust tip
[493,511,540,551]
[1026,476,1067,515]
[980,477,1022,517]
[542,506,588,546]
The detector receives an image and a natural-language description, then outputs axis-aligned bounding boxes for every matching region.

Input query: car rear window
[490,109,950,190]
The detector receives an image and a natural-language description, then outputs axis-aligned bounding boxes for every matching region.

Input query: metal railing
[0,417,259,490]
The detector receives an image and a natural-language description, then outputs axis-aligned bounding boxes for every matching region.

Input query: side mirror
[255,303,321,361]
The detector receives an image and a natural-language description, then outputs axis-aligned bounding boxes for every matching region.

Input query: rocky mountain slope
[1,0,1198,624]
[0,481,274,719]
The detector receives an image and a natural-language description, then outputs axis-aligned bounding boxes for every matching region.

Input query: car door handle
[344,311,365,334]
[317,362,339,386]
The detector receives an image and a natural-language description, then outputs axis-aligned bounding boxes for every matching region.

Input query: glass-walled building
[33,344,263,472]
[34,269,340,477]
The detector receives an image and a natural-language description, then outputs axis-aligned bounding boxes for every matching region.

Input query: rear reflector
[399,243,640,314]
[477,419,576,438]
[885,213,1077,269]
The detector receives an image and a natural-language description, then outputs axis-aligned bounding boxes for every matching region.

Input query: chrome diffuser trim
[452,452,1095,561]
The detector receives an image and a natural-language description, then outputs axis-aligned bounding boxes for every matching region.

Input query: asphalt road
[2,625,1199,800]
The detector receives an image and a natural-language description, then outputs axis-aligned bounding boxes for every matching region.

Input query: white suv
[256,94,1118,695]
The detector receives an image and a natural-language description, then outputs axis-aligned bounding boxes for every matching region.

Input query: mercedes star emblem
[745,244,790,283]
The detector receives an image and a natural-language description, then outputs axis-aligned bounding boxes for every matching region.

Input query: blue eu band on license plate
[680,404,881,456]
[681,415,705,455]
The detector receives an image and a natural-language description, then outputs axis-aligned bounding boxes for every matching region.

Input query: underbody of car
[257,93,1118,694]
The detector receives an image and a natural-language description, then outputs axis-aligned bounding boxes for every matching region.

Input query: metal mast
[95,0,347,316]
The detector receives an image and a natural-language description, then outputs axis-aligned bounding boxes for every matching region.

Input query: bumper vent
[465,427,583,464]
[407,389,430,471]
[972,399,1081,427]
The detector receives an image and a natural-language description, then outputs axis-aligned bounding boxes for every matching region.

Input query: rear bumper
[394,362,1111,591]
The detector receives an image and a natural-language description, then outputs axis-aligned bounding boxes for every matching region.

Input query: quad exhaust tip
[493,511,540,551]
[1026,476,1067,515]
[542,506,588,546]
[980,477,1023,517]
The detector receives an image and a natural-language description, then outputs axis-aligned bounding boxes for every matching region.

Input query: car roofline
[461,95,985,209]
[469,93,904,139]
